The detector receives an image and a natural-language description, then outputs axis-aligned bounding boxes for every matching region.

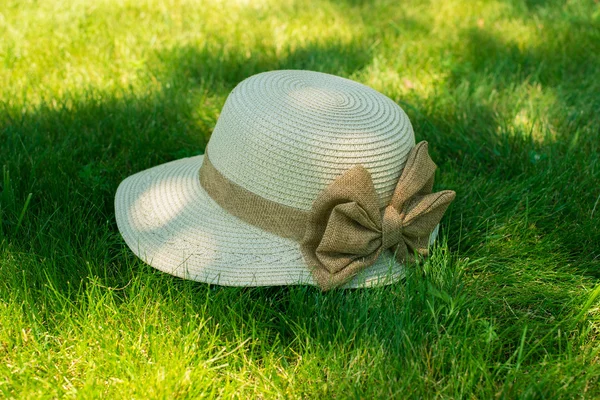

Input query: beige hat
[115,70,455,291]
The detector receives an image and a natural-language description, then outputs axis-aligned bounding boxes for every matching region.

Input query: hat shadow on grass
[0,39,374,296]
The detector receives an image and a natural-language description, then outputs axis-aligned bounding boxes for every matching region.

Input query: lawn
[1,0,600,398]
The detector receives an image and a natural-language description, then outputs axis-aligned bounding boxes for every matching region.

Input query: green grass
[1,0,600,397]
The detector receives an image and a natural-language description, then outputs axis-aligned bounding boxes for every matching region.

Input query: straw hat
[115,70,455,290]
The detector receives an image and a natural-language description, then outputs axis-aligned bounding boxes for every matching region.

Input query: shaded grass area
[1,0,599,397]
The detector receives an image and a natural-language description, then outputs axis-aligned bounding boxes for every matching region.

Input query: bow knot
[301,141,456,291]
[381,205,405,250]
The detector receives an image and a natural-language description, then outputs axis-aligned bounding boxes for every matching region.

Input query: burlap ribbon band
[199,141,455,291]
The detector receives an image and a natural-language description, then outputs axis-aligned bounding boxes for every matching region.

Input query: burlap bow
[301,141,456,290]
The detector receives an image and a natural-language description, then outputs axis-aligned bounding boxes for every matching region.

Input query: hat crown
[207,70,415,210]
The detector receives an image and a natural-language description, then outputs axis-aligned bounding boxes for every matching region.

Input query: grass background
[1,0,599,398]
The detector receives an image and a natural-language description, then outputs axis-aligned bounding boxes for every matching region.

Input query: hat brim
[115,155,437,288]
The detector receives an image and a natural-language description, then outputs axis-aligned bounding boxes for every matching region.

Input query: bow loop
[390,141,437,211]
[301,141,455,291]
[315,201,382,274]
[302,165,383,287]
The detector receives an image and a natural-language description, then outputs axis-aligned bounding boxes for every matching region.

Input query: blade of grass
[15,193,32,235]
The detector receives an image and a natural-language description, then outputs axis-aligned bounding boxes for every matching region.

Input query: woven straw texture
[207,70,415,210]
[115,70,437,288]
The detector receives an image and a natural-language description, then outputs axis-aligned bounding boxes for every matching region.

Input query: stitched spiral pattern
[208,70,415,210]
